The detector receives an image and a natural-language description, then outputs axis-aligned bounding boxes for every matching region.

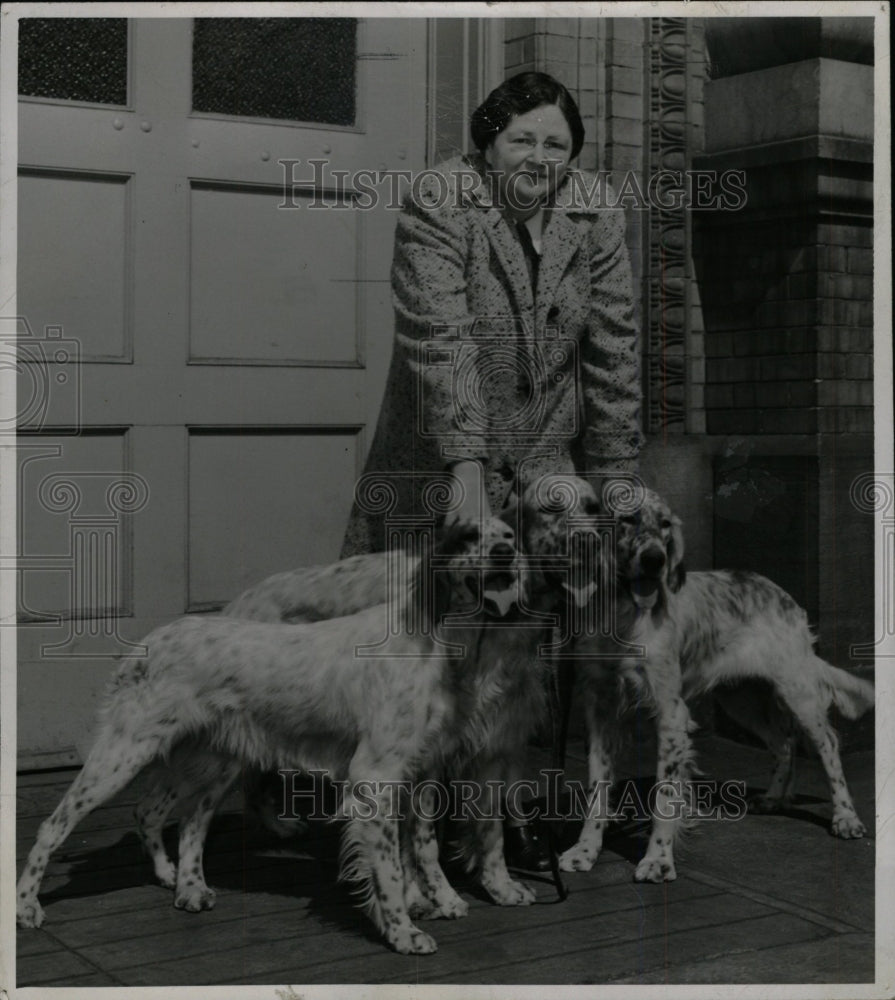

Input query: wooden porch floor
[15,735,875,988]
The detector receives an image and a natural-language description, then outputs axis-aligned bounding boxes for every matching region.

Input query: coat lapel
[480,211,536,321]
[536,211,588,331]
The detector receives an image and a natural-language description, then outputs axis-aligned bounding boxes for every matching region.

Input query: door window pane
[18,18,128,105]
[192,18,357,125]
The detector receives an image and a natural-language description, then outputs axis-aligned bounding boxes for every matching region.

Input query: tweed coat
[341,154,643,557]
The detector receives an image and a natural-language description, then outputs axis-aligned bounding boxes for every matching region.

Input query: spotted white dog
[559,486,874,877]
[133,475,603,912]
[16,517,524,955]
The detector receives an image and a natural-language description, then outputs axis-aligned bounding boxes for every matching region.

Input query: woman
[342,72,643,869]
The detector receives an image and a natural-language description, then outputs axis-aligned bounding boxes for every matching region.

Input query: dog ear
[667,515,687,592]
[499,491,520,526]
[409,529,453,634]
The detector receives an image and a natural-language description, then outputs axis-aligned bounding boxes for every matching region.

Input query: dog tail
[818,658,875,720]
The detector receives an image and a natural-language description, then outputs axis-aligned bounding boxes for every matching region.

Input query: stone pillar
[693,18,874,740]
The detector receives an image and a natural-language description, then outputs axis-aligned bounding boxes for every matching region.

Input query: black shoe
[504,823,551,872]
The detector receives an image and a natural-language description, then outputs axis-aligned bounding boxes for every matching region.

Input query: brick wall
[695,164,873,439]
[694,23,875,734]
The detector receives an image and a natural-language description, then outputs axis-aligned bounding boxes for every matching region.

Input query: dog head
[604,485,686,613]
[424,515,525,624]
[509,475,605,608]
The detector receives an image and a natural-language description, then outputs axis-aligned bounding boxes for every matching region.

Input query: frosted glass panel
[192,18,357,125]
[19,18,128,105]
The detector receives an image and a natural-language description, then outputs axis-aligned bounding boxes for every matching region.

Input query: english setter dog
[131,475,601,911]
[16,517,526,955]
[558,485,875,876]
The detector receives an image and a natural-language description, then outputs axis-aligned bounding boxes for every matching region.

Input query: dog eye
[661,518,672,530]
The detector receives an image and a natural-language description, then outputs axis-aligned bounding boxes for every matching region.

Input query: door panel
[18,171,133,362]
[187,429,362,608]
[188,183,363,366]
[16,16,427,764]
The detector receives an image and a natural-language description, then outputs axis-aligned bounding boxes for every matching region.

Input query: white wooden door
[14,15,427,765]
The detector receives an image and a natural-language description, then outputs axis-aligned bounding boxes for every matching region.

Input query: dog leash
[544,819,569,902]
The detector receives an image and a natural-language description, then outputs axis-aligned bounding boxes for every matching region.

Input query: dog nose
[639,547,666,575]
[490,542,515,559]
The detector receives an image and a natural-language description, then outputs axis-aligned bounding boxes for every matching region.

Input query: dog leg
[751,700,797,814]
[404,788,468,920]
[343,815,437,954]
[17,728,166,928]
[713,687,797,815]
[400,826,434,919]
[173,761,241,912]
[635,695,692,883]
[339,755,437,955]
[560,685,613,872]
[781,689,866,838]
[477,818,536,906]
[466,759,535,906]
[134,765,180,888]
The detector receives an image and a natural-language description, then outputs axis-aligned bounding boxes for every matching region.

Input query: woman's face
[484,103,574,217]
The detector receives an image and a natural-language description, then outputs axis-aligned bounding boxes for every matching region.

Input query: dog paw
[17,898,45,929]
[831,813,866,839]
[425,893,469,920]
[484,877,536,906]
[559,844,598,872]
[155,860,177,890]
[634,856,677,883]
[389,925,438,955]
[748,794,787,815]
[174,884,216,912]
[407,897,437,919]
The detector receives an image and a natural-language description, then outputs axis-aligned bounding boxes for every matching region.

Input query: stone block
[707,409,760,434]
[705,17,874,77]
[825,273,873,300]
[707,356,760,382]
[607,118,642,147]
[817,221,873,246]
[759,408,819,434]
[543,33,579,64]
[704,59,873,153]
[818,381,874,407]
[504,19,537,42]
[760,355,816,381]
[542,17,579,37]
[817,327,873,352]
[610,18,645,43]
[609,65,643,95]
[606,39,642,70]
[755,380,817,408]
[609,91,643,120]
[847,247,873,274]
[817,406,874,433]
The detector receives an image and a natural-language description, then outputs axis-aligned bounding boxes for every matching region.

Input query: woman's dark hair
[470,72,585,160]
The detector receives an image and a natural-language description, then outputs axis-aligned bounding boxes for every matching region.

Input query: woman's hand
[444,461,492,528]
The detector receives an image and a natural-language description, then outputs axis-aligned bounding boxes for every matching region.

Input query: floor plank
[15,738,876,987]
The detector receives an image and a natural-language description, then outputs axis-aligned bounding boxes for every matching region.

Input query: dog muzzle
[629,576,661,610]
[482,569,521,617]
[562,578,599,608]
